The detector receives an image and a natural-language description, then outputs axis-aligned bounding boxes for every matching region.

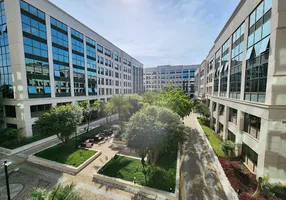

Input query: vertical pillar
[83,36,88,96]
[240,17,249,101]
[222,106,229,140]
[235,110,244,156]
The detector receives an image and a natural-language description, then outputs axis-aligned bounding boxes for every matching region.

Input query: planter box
[0,135,58,155]
[93,173,177,200]
[93,152,180,200]
[28,149,101,175]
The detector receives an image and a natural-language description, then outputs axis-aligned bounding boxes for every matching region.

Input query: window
[229,108,237,125]
[123,58,127,65]
[21,14,46,39]
[0,2,13,99]
[30,104,52,118]
[220,39,230,97]
[6,123,17,129]
[97,44,103,53]
[114,51,118,61]
[52,46,69,63]
[214,49,221,95]
[5,105,16,118]
[71,28,83,39]
[24,37,48,58]
[54,63,69,78]
[72,53,84,67]
[51,28,68,48]
[228,131,236,142]
[242,143,258,172]
[55,81,70,96]
[105,48,111,57]
[86,37,96,46]
[71,37,84,54]
[244,113,261,140]
[26,58,49,76]
[50,17,67,31]
[230,22,244,99]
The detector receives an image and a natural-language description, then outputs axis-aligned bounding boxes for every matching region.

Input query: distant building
[143,65,199,98]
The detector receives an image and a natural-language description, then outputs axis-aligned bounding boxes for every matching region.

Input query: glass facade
[244,113,261,140]
[245,0,271,103]
[71,28,85,96]
[0,1,13,98]
[214,50,221,95]
[21,0,51,98]
[51,17,70,97]
[230,22,244,99]
[220,39,230,97]
[86,36,97,95]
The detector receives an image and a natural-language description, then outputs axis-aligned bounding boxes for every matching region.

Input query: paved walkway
[180,114,227,200]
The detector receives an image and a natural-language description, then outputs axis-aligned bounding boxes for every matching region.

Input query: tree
[141,85,193,118]
[34,104,83,146]
[26,183,82,200]
[194,102,210,118]
[78,99,102,133]
[0,128,23,143]
[124,94,143,117]
[105,95,132,121]
[221,140,235,158]
[127,106,185,166]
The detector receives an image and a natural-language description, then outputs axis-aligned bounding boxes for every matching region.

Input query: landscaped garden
[35,138,97,167]
[99,152,177,192]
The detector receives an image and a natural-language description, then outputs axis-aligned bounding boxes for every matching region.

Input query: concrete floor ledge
[28,149,102,175]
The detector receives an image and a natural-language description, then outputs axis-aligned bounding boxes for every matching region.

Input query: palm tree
[26,184,82,200]
[105,95,132,121]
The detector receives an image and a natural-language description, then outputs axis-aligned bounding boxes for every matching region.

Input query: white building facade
[1,0,143,137]
[196,0,286,183]
[143,65,199,98]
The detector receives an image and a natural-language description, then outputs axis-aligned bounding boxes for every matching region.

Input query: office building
[196,0,286,183]
[0,0,143,137]
[143,65,199,98]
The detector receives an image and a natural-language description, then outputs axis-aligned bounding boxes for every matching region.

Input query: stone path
[180,114,228,200]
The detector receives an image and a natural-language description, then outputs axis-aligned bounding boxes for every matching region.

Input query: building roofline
[214,0,246,44]
[42,0,143,66]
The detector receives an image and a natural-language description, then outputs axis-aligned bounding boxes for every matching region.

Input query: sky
[49,0,240,68]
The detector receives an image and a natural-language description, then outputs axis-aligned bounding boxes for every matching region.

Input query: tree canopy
[141,85,192,118]
[123,94,143,117]
[34,104,83,145]
[78,98,102,132]
[127,106,185,166]
[105,95,132,120]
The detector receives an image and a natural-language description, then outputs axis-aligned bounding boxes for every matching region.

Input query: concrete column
[68,27,74,97]
[222,106,229,140]
[240,17,249,101]
[45,15,55,98]
[265,0,286,105]
[5,0,27,100]
[235,110,244,156]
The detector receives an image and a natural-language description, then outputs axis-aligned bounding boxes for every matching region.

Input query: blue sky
[49,0,239,67]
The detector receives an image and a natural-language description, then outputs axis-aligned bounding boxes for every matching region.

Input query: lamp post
[3,161,20,200]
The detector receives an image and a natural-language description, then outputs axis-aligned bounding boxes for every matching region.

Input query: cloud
[49,0,239,67]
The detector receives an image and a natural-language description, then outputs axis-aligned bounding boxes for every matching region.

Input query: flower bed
[218,157,257,194]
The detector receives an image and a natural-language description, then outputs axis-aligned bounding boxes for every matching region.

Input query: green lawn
[199,123,226,157]
[99,152,177,193]
[35,139,96,167]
